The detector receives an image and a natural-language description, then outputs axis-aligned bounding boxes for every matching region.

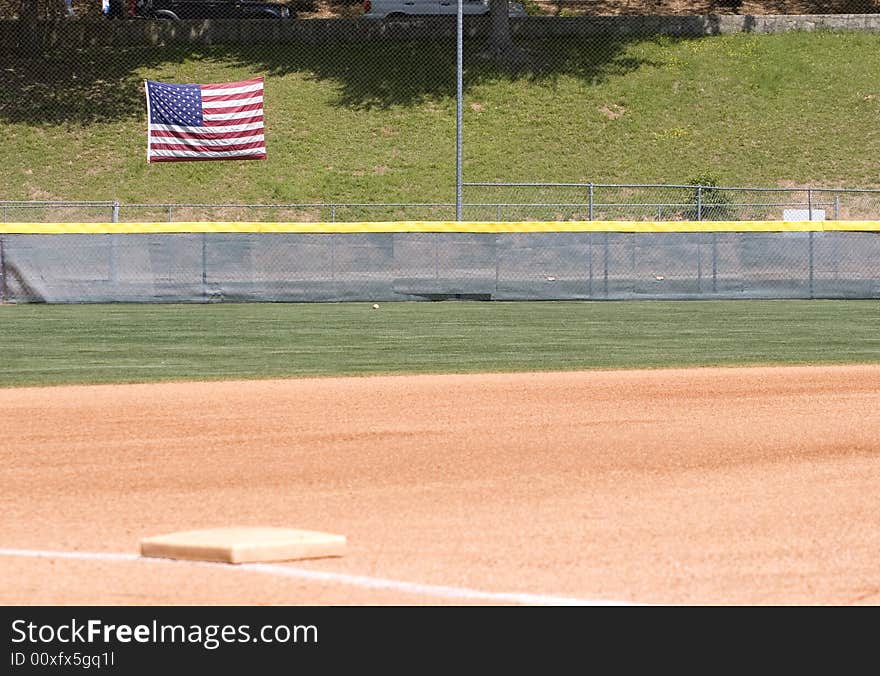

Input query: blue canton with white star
[147,81,203,126]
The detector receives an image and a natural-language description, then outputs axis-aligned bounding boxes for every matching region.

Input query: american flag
[145,77,266,163]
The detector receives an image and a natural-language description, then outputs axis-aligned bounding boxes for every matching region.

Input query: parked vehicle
[124,0,292,21]
[362,0,526,20]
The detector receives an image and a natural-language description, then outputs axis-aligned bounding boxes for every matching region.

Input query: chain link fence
[3,229,879,302]
[5,183,880,221]
[3,2,880,301]
[5,2,880,211]
[6,1,880,21]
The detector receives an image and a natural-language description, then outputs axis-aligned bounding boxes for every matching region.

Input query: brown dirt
[1,365,879,605]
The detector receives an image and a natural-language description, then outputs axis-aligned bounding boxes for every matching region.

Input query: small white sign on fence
[783,209,825,221]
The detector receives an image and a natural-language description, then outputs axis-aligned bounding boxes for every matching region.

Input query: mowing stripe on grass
[1,301,878,388]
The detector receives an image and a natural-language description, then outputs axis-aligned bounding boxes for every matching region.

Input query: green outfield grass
[0,300,877,387]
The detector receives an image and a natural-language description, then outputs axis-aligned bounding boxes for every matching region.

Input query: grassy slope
[1,300,878,387]
[2,31,880,210]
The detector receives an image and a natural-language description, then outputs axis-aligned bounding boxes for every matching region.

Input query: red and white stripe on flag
[145,77,266,163]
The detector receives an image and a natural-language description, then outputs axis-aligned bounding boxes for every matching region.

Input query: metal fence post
[603,231,609,297]
[202,232,208,302]
[712,232,718,293]
[697,185,703,222]
[494,234,500,297]
[697,233,702,294]
[588,183,594,221]
[330,204,336,223]
[808,230,815,299]
[455,0,463,222]
[110,202,121,286]
[834,194,840,220]
[807,186,815,299]
[587,231,593,298]
[0,234,7,303]
[167,205,173,222]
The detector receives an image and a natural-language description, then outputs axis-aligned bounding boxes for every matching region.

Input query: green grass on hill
[3,30,880,211]
[0,300,877,387]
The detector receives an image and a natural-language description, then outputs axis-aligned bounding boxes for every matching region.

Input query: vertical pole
[110,201,120,285]
[603,231,609,297]
[808,230,815,300]
[331,204,336,223]
[494,234,499,297]
[330,235,336,282]
[168,205,173,222]
[833,194,840,220]
[630,232,636,276]
[109,234,117,283]
[588,183,594,221]
[711,232,718,293]
[808,187,815,299]
[697,185,703,222]
[0,235,7,303]
[587,231,593,298]
[201,232,208,302]
[697,233,702,294]
[455,0,463,222]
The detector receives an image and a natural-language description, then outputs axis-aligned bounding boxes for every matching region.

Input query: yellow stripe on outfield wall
[2,221,880,234]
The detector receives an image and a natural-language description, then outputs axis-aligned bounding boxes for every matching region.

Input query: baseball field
[1,299,878,605]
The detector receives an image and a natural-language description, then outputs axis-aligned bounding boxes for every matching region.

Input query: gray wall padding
[2,231,878,303]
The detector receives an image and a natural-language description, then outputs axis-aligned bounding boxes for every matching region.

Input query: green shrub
[683,172,734,221]
[520,0,542,15]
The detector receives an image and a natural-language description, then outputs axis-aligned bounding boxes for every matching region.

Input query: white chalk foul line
[0,547,638,606]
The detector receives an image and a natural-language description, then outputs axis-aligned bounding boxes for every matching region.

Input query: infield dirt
[1,365,878,605]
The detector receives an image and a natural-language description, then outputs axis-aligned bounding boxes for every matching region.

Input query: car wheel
[153,9,181,22]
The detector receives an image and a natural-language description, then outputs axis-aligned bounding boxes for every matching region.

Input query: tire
[153,9,181,22]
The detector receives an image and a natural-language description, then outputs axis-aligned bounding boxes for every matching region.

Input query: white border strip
[0,548,638,606]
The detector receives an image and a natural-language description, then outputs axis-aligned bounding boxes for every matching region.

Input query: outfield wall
[1,221,879,303]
